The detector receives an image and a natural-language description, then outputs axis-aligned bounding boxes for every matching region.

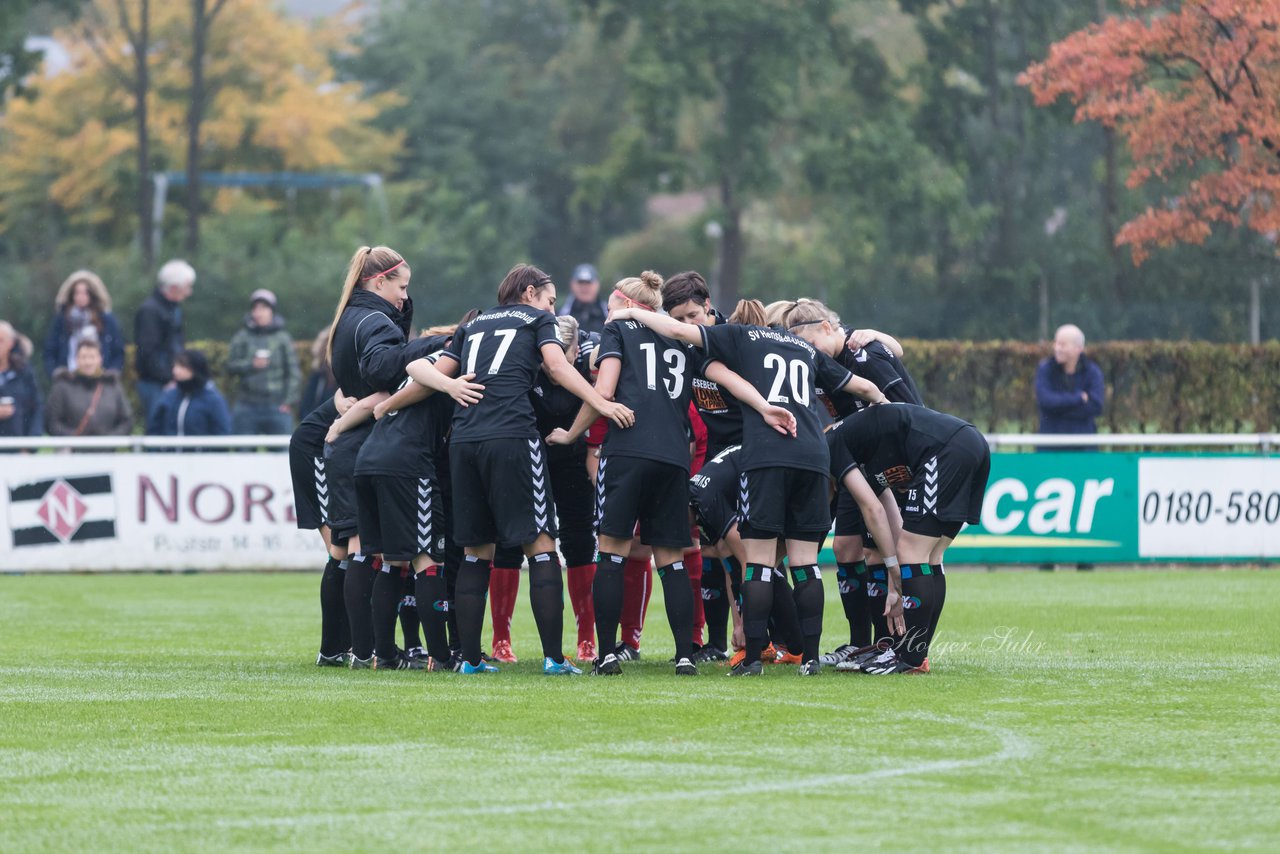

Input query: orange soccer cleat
[491,639,517,664]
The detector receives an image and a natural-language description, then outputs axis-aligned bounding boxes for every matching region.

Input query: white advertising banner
[1138,457,1280,558]
[1,453,322,571]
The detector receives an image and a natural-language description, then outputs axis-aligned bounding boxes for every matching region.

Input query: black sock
[897,564,937,668]
[770,569,803,656]
[741,563,773,665]
[342,554,377,660]
[867,564,890,642]
[415,566,451,663]
[926,564,947,650]
[789,564,824,662]
[725,556,743,603]
[837,560,871,648]
[528,552,565,662]
[319,557,348,656]
[444,558,461,654]
[701,557,729,651]
[593,553,626,658]
[657,560,695,661]
[399,571,420,651]
[455,555,492,666]
[371,567,404,661]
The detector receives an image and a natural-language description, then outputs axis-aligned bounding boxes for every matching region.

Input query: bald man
[1034,324,1105,444]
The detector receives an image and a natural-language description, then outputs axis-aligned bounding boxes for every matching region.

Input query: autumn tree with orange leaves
[1021,0,1280,263]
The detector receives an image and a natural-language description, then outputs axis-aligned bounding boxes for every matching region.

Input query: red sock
[488,567,520,647]
[684,548,705,647]
[620,557,652,650]
[566,564,596,646]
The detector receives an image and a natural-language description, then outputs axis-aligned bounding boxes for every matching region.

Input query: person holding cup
[226,289,300,435]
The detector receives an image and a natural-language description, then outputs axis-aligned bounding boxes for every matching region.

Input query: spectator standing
[43,270,126,378]
[225,289,299,434]
[298,327,339,418]
[146,349,231,437]
[0,321,43,439]
[1035,323,1105,442]
[44,339,133,437]
[134,259,195,419]
[556,263,607,335]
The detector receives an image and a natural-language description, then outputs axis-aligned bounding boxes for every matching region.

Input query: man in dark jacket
[1035,323,1105,443]
[134,259,194,420]
[556,263,607,335]
[225,289,300,435]
[146,349,232,438]
[0,321,42,440]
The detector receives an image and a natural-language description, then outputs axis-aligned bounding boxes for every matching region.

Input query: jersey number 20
[764,354,810,406]
[639,343,686,399]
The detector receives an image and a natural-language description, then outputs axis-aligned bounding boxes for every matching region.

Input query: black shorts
[738,467,832,542]
[289,424,327,531]
[322,422,374,543]
[691,468,739,546]
[550,445,597,567]
[900,424,991,537]
[355,474,445,562]
[596,455,690,549]
[450,437,558,548]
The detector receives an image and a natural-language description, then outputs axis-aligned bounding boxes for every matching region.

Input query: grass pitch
[1,568,1277,852]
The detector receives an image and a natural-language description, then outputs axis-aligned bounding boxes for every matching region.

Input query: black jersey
[440,304,561,443]
[356,339,455,479]
[848,340,923,405]
[596,319,704,470]
[826,403,972,489]
[698,323,851,476]
[329,290,413,399]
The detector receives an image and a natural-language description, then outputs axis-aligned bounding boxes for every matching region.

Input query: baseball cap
[249,288,277,309]
[572,263,599,283]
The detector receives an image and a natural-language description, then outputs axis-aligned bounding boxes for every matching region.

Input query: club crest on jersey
[875,465,914,488]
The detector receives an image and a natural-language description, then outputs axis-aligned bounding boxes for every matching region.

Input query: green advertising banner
[946,452,1139,563]
[819,452,1279,564]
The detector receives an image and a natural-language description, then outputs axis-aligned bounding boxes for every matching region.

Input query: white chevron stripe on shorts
[594,457,608,527]
[737,473,750,521]
[529,439,550,530]
[923,454,939,513]
[416,478,433,550]
[314,456,328,513]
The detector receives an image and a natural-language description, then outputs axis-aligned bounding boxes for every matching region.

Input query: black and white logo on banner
[7,474,117,547]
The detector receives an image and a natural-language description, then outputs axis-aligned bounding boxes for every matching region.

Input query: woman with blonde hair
[43,270,126,377]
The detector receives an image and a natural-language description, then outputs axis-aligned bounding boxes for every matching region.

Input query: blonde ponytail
[728,299,767,326]
[327,245,407,362]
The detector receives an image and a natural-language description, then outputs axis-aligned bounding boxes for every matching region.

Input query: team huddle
[288,246,991,677]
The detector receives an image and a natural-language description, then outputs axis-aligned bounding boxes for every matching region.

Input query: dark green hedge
[116,340,1279,434]
[903,341,1280,433]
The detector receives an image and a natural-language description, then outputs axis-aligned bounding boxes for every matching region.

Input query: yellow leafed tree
[0,0,401,245]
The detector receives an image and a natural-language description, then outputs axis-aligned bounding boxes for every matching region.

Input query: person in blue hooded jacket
[146,349,231,437]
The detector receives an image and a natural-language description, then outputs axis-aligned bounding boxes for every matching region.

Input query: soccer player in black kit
[401,264,634,675]
[827,403,991,673]
[783,298,923,665]
[549,273,793,676]
[610,298,887,676]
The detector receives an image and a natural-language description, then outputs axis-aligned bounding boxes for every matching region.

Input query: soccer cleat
[491,640,517,664]
[576,640,597,663]
[405,646,428,662]
[759,643,778,663]
[775,650,803,665]
[833,640,896,672]
[818,644,858,667]
[836,647,899,673]
[376,652,424,671]
[798,660,822,676]
[592,653,623,676]
[424,656,452,672]
[349,654,374,670]
[863,658,927,675]
[728,648,746,668]
[674,657,698,676]
[614,643,641,662]
[316,652,349,667]
[921,657,931,673]
[543,656,583,675]
[455,659,499,674]
[727,660,763,677]
[693,645,728,664]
